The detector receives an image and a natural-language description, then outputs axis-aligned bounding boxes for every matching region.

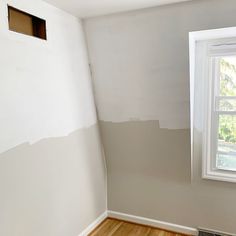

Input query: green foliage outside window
[218,58,236,144]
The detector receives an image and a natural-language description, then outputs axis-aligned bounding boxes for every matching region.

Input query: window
[215,57,236,171]
[190,27,236,183]
[204,51,236,182]
[8,6,47,40]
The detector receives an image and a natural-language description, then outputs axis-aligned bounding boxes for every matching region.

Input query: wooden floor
[89,218,186,236]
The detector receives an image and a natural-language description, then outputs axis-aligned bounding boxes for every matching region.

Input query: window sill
[203,169,236,183]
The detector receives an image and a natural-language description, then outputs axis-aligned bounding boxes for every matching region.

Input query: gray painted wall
[100,121,236,233]
[84,0,236,233]
[0,124,107,236]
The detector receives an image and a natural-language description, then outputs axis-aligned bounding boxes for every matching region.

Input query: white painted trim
[189,27,236,42]
[203,169,236,184]
[189,27,236,181]
[78,211,108,236]
[107,211,198,235]
[189,31,196,181]
[79,210,198,235]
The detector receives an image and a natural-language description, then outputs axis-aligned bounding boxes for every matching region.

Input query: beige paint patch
[100,120,236,234]
[100,120,191,182]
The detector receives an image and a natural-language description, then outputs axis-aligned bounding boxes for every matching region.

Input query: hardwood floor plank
[148,228,175,236]
[89,218,187,236]
[89,218,122,236]
[112,222,151,236]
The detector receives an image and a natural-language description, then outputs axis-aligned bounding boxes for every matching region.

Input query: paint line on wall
[0,0,97,154]
[95,104,190,129]
[99,119,190,130]
[0,123,99,155]
[0,123,107,236]
[84,12,190,130]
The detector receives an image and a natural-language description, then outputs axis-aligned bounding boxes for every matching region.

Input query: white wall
[0,0,97,153]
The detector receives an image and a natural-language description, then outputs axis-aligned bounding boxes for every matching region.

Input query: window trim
[189,27,236,183]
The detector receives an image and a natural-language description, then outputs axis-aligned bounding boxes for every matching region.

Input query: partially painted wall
[0,124,106,236]
[0,0,107,235]
[84,0,236,233]
[0,0,97,153]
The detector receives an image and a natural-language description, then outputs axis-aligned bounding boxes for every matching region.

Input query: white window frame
[189,27,236,183]
[203,54,236,182]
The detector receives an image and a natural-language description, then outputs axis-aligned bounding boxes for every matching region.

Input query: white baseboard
[78,210,198,236]
[107,210,198,236]
[79,211,107,236]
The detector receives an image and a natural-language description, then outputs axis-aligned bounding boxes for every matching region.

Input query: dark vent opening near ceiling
[8,6,47,40]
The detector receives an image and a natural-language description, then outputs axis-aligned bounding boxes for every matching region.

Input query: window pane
[217,98,236,112]
[220,57,236,96]
[217,115,236,171]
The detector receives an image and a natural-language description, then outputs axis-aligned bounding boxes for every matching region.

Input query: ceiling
[43,0,194,18]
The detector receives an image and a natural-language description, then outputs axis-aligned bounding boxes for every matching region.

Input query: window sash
[210,57,236,173]
[215,97,236,113]
[213,113,236,171]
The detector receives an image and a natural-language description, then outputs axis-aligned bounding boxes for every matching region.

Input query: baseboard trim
[79,211,107,236]
[107,210,198,236]
[78,210,198,236]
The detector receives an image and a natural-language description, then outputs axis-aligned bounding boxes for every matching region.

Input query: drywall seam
[0,0,97,154]
[81,19,99,116]
[82,20,108,211]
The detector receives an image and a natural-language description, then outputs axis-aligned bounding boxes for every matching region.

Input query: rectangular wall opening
[8,6,47,40]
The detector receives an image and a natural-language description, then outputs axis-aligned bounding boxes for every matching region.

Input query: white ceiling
[43,0,194,18]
